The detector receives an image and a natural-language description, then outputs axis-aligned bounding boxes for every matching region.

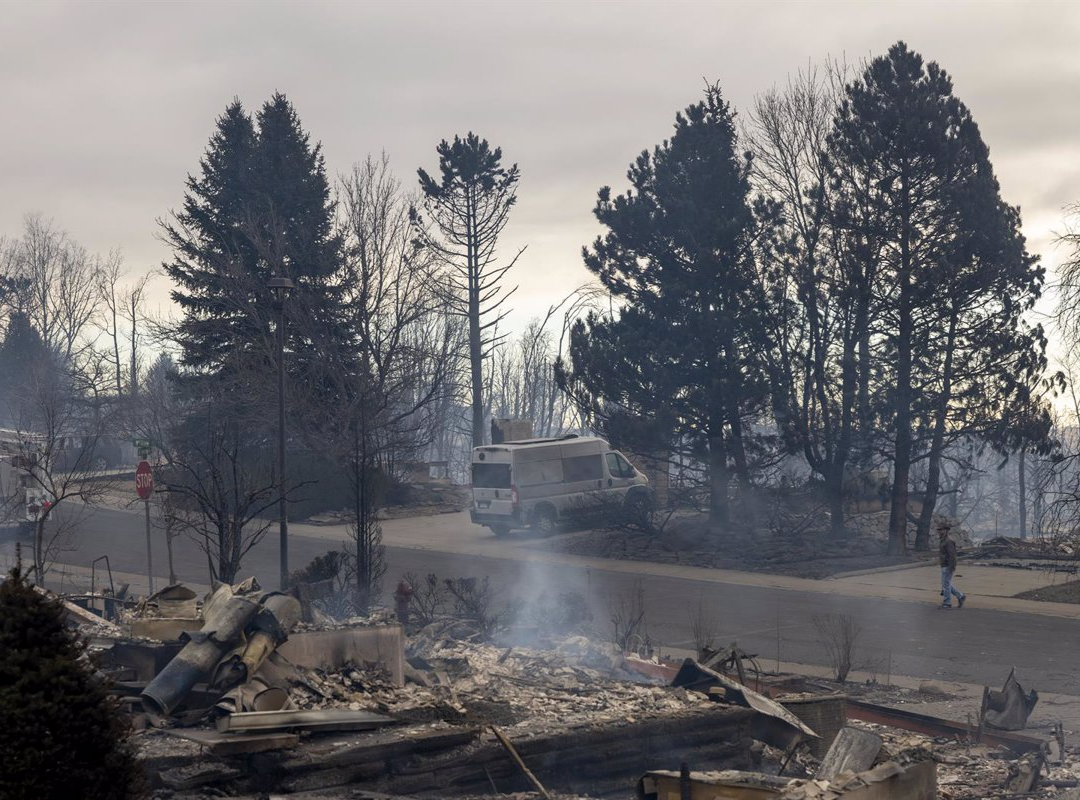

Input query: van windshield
[472,463,512,488]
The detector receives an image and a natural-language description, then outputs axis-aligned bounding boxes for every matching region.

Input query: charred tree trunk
[720,327,753,524]
[857,328,873,470]
[1018,448,1027,540]
[467,193,486,449]
[354,418,376,614]
[828,328,862,537]
[914,309,958,551]
[129,321,139,398]
[887,179,914,556]
[708,406,729,527]
[165,525,176,585]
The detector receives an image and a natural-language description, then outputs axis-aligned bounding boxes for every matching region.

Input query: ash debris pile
[36,577,1078,800]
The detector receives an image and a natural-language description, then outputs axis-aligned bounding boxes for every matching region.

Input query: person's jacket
[939,538,958,571]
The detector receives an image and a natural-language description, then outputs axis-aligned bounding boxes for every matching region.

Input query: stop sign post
[136,460,154,593]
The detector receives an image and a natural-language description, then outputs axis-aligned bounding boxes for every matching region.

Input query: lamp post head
[268,275,295,309]
[267,275,295,293]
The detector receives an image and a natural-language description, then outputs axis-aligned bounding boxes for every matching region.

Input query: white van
[469,435,652,536]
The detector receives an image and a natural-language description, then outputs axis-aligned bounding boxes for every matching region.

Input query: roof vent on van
[559,433,579,440]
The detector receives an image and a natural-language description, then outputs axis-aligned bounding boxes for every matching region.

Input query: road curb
[829,558,936,580]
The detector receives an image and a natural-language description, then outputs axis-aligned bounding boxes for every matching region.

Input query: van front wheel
[534,506,557,536]
[625,493,655,531]
[490,524,511,537]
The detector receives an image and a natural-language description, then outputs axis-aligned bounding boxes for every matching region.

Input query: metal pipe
[140,586,260,715]
[240,593,301,679]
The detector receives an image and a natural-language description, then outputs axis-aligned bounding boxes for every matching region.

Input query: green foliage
[289,550,348,585]
[0,566,143,799]
[828,42,1046,551]
[563,83,777,522]
[161,92,350,388]
[0,311,53,424]
[157,93,357,583]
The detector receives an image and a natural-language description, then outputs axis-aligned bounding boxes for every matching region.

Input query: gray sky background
[3,0,1080,342]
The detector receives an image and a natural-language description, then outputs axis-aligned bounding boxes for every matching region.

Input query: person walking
[939,523,966,609]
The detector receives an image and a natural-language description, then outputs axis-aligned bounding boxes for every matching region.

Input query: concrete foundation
[277,624,405,686]
[130,617,203,641]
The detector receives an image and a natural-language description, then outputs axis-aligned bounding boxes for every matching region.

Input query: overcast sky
[3,0,1080,340]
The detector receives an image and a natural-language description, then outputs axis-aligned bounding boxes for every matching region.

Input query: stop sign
[136,460,154,500]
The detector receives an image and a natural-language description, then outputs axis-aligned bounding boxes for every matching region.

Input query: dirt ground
[305,483,471,525]
[547,513,926,578]
[1014,579,1080,604]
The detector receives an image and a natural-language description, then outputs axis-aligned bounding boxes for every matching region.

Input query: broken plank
[490,726,552,800]
[256,727,479,774]
[165,727,299,756]
[217,708,395,734]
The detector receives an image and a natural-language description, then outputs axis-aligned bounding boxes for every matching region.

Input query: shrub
[0,565,143,799]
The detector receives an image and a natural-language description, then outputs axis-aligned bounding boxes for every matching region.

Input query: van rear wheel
[490,524,511,537]
[534,506,557,536]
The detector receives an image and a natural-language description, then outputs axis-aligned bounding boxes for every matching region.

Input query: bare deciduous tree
[141,359,292,586]
[813,612,861,683]
[608,577,648,654]
[5,213,102,364]
[6,363,114,583]
[328,154,460,610]
[97,254,151,398]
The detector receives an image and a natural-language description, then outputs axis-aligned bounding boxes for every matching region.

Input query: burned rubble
[35,577,1079,800]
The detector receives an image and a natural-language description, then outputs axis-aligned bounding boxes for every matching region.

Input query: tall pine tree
[414,133,522,448]
[162,93,349,392]
[162,99,259,380]
[563,85,775,526]
[158,94,353,583]
[828,43,1046,553]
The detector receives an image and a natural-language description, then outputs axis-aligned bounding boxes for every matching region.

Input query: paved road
[1,504,1075,696]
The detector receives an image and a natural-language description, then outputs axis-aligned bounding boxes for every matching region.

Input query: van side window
[516,459,563,486]
[563,453,603,482]
[606,452,635,478]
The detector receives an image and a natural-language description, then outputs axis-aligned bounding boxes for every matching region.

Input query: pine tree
[162,99,259,379]
[563,85,775,526]
[158,94,354,583]
[0,311,53,424]
[161,93,349,390]
[414,133,523,448]
[0,565,143,799]
[828,42,1046,553]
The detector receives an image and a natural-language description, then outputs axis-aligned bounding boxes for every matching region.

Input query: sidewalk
[337,511,1080,621]
[832,561,1068,599]
[59,502,1080,621]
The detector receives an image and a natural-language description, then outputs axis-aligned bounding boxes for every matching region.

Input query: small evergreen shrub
[0,565,144,799]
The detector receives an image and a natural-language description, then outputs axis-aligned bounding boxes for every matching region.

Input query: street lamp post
[268,275,295,590]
